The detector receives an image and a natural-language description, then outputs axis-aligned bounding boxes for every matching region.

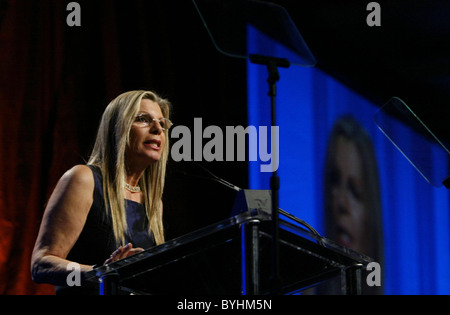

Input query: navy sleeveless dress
[55,165,156,295]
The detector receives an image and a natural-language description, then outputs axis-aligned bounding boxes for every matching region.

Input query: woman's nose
[150,123,163,135]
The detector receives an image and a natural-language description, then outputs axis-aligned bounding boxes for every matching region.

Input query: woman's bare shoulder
[54,164,95,197]
[62,164,93,183]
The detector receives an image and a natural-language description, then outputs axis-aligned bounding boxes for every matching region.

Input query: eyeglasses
[134,114,173,131]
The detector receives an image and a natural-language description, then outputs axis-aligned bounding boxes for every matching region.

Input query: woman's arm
[31,165,95,286]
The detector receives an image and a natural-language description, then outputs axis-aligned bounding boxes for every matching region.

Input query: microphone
[185,162,242,192]
[179,163,323,241]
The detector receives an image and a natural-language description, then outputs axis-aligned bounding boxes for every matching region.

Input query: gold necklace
[124,183,141,193]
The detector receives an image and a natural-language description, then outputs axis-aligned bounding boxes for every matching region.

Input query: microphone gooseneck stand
[186,161,323,239]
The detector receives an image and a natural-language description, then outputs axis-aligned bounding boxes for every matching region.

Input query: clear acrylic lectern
[85,209,372,295]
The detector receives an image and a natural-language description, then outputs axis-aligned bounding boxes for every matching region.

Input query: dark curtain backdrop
[0,0,247,295]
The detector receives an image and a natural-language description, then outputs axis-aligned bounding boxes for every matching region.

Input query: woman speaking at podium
[31,90,172,294]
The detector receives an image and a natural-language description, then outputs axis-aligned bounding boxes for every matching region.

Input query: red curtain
[0,0,121,295]
[0,0,69,295]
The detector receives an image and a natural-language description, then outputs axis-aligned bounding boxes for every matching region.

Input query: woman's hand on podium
[103,243,144,265]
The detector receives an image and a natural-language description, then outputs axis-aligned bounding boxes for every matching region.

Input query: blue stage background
[247,40,450,294]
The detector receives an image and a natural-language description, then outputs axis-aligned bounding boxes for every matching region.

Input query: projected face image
[329,136,368,254]
[324,115,383,268]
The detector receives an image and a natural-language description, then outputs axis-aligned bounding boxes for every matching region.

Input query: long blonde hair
[88,90,171,246]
